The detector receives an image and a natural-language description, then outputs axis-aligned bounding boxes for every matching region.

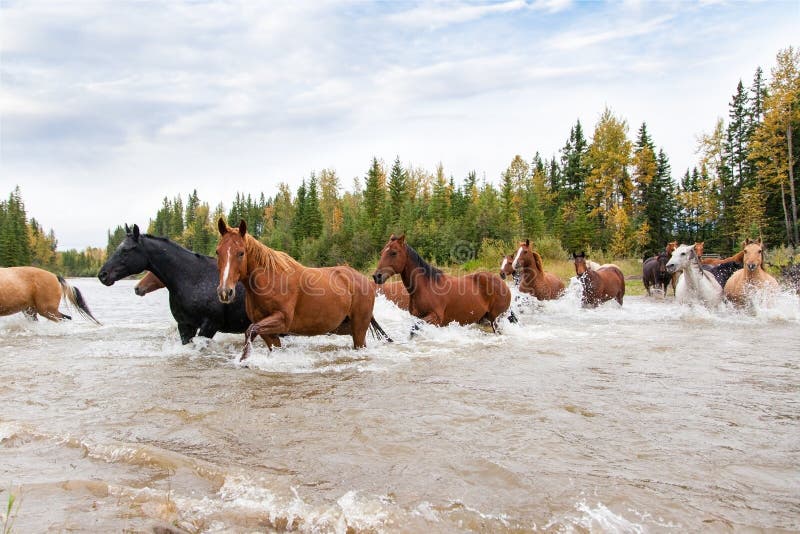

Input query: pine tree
[728,80,751,188]
[0,187,31,266]
[106,226,127,257]
[305,174,323,239]
[560,120,589,200]
[387,156,407,225]
[362,157,387,243]
[292,180,308,243]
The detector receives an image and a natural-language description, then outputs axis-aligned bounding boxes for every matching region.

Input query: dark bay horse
[98,224,250,344]
[134,271,165,296]
[372,235,513,330]
[216,219,390,361]
[572,252,625,307]
[642,251,671,296]
[511,239,564,300]
[0,266,100,323]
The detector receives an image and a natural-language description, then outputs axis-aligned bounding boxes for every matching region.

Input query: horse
[0,266,100,324]
[216,219,390,361]
[98,224,250,344]
[781,263,800,295]
[701,249,745,266]
[703,261,743,289]
[572,252,625,307]
[134,271,165,296]
[642,251,671,296]
[375,279,410,311]
[372,234,513,331]
[499,254,518,284]
[511,239,564,300]
[724,240,780,307]
[665,244,723,307]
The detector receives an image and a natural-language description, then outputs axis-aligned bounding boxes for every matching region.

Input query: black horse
[643,251,672,296]
[703,261,743,289]
[97,224,250,344]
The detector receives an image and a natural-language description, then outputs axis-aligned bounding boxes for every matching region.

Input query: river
[1,278,798,532]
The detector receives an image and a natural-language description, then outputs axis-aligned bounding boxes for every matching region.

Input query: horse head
[666,244,697,274]
[743,239,765,273]
[694,241,705,257]
[97,224,149,286]
[666,241,678,255]
[216,218,248,303]
[656,251,670,274]
[373,234,407,285]
[512,239,537,272]
[499,254,515,280]
[572,251,588,276]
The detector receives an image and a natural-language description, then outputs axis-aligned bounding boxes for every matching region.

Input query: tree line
[2,47,798,275]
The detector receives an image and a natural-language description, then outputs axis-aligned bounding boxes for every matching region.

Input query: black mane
[141,233,209,260]
[405,245,443,280]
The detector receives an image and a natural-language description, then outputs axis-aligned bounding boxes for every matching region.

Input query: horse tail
[368,317,393,343]
[58,276,102,325]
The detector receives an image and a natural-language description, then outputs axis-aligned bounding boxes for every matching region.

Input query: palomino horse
[642,251,671,296]
[0,266,100,323]
[372,235,512,331]
[724,240,779,307]
[134,271,165,296]
[511,239,564,300]
[572,252,625,307]
[98,224,250,344]
[216,219,390,361]
[665,244,723,307]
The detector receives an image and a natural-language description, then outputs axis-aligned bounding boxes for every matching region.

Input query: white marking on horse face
[512,247,524,270]
[221,245,232,287]
[500,257,508,271]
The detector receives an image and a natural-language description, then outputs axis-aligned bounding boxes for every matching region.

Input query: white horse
[666,244,723,307]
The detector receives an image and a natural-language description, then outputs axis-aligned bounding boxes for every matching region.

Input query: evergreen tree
[106,226,127,256]
[387,156,407,226]
[560,120,589,200]
[305,174,323,239]
[728,79,751,188]
[0,187,31,266]
[292,180,308,244]
[362,157,387,243]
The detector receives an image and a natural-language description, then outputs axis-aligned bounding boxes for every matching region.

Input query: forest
[1,48,798,277]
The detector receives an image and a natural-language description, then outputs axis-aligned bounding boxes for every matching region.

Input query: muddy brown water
[1,278,798,532]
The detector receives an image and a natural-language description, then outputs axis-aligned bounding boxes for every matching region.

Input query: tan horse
[0,266,100,323]
[216,219,388,361]
[134,271,165,296]
[511,239,564,300]
[724,240,779,307]
[372,235,512,330]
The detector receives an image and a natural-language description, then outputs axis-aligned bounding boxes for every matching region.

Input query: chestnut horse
[0,266,100,323]
[511,239,564,300]
[499,254,517,283]
[134,271,165,296]
[724,240,779,307]
[216,219,390,361]
[372,235,512,331]
[376,279,410,311]
[572,252,625,307]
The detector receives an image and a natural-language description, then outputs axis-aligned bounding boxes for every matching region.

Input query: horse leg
[23,307,38,321]
[196,319,218,340]
[241,312,289,361]
[177,323,197,345]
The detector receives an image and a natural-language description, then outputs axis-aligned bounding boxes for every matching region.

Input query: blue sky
[1,0,798,250]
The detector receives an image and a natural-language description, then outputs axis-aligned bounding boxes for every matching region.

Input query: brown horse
[724,240,779,306]
[511,239,564,300]
[372,235,512,331]
[701,248,745,266]
[0,266,100,323]
[572,252,625,307]
[375,279,410,311]
[216,219,389,361]
[134,271,165,296]
[499,254,515,280]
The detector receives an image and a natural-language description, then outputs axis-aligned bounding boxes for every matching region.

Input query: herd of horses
[0,219,796,360]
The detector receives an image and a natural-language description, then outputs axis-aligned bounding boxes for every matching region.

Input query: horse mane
[244,234,302,273]
[405,245,443,280]
[532,251,544,273]
[143,233,208,260]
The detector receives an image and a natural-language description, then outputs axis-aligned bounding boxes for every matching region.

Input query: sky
[1,1,798,250]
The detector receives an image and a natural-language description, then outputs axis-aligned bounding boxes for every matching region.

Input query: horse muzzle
[217,286,235,303]
[666,264,677,274]
[500,272,506,280]
[134,286,145,296]
[747,263,758,272]
[97,270,114,286]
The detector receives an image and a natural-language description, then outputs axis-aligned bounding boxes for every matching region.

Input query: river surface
[1,278,798,533]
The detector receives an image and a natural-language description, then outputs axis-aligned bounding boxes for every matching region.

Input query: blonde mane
[244,234,302,273]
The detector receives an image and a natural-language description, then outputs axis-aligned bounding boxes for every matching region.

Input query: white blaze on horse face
[512,247,524,270]
[500,257,508,272]
[221,245,232,288]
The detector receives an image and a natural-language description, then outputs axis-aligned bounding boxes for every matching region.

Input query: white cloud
[386,0,529,29]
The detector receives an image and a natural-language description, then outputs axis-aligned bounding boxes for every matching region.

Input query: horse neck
[141,237,204,289]
[520,263,541,288]
[682,258,709,287]
[243,237,303,286]
[399,248,437,296]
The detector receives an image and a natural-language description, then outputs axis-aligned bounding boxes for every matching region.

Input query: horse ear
[132,224,140,241]
[218,218,227,236]
[397,234,406,245]
[239,219,247,236]
[525,238,530,247]
[124,223,131,234]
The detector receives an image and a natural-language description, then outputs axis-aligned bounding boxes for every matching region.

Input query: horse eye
[390,251,397,257]
[237,251,244,258]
